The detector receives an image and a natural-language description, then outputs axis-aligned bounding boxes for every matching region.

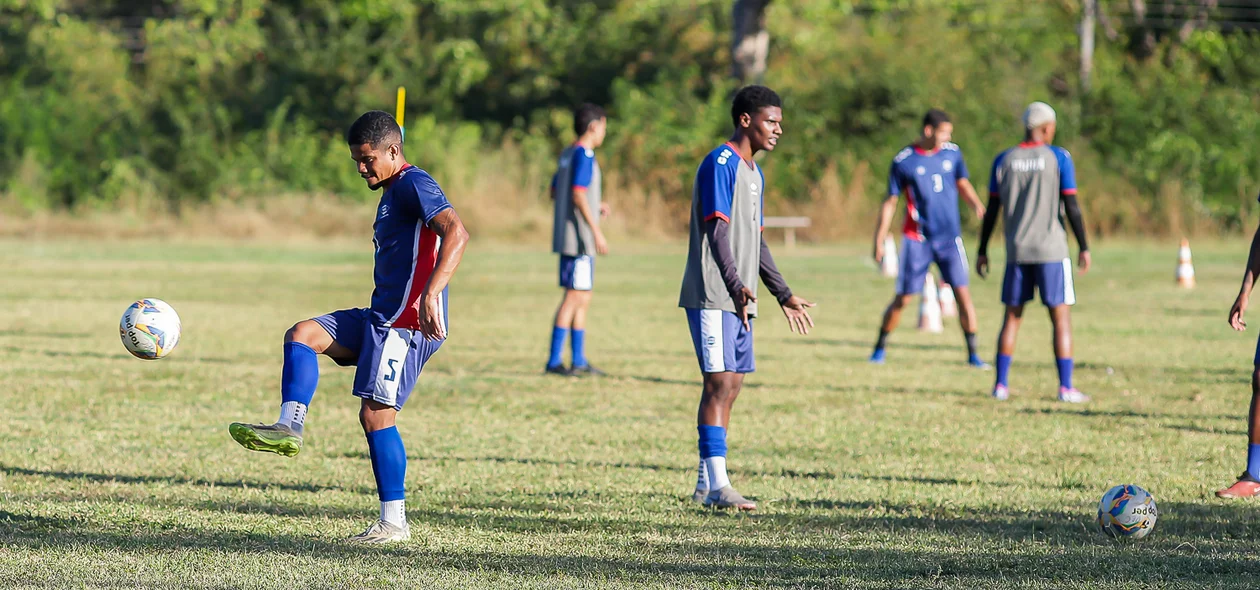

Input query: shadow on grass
[1165,423,1247,436]
[0,463,369,494]
[1019,406,1238,422]
[0,346,239,364]
[2,501,1257,586]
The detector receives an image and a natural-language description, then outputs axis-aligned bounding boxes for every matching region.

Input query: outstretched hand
[781,295,816,335]
[736,287,757,331]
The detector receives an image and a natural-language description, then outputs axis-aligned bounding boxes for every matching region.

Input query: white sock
[695,459,709,491]
[278,401,307,435]
[704,456,730,491]
[381,500,406,527]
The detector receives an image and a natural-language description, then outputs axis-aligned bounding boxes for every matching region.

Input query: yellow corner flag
[395,86,406,141]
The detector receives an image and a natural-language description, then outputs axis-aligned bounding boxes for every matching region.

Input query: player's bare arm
[958,178,985,218]
[572,187,608,255]
[872,195,898,263]
[975,194,1002,278]
[759,236,815,335]
[420,208,469,341]
[1230,224,1260,331]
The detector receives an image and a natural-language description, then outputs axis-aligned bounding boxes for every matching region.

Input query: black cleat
[545,364,575,377]
[571,364,606,377]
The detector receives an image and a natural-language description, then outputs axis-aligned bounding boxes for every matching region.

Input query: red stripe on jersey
[1061,188,1077,195]
[389,223,442,330]
[704,211,730,223]
[901,187,925,241]
[723,141,755,169]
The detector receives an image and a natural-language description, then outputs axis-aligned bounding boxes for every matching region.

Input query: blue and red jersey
[888,142,969,243]
[370,165,452,329]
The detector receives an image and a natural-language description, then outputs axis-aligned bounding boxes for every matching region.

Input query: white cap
[1023,101,1056,129]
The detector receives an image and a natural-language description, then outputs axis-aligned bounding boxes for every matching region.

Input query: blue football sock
[1248,444,1260,480]
[1056,357,1074,390]
[571,329,588,368]
[995,354,1012,387]
[697,425,727,459]
[366,426,407,502]
[547,326,568,368]
[281,342,319,405]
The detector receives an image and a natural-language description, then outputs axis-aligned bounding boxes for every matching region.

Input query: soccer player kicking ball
[545,104,610,377]
[679,85,816,510]
[1216,196,1260,498]
[869,109,988,368]
[977,102,1091,403]
[228,111,469,543]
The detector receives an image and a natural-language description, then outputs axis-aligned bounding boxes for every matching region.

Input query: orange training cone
[939,279,958,318]
[918,271,943,333]
[1176,238,1195,288]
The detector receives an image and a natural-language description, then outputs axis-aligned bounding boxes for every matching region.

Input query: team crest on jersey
[750,183,759,194]
[942,160,953,172]
[916,166,926,176]
[378,204,390,219]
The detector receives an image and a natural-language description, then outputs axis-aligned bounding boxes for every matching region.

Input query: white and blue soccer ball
[1097,484,1158,539]
[119,298,182,360]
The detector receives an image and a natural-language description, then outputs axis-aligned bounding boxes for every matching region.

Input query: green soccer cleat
[229,422,303,457]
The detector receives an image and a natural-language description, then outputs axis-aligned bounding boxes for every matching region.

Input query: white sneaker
[348,519,410,544]
[1058,387,1090,404]
[690,488,709,504]
[991,384,1009,401]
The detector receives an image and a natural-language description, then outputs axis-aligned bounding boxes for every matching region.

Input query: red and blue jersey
[888,143,969,243]
[370,165,452,329]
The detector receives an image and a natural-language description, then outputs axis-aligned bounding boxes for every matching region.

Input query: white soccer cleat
[691,488,709,504]
[1058,387,1090,404]
[704,486,756,511]
[348,520,411,544]
[991,384,1009,401]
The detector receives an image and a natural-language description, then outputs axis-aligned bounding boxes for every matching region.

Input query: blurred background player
[545,104,610,377]
[977,101,1091,403]
[1216,193,1260,499]
[678,85,816,510]
[228,111,469,543]
[869,109,988,368]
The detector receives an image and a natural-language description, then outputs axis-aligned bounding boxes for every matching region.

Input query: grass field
[2,237,1259,589]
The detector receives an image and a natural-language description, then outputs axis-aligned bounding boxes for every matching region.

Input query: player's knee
[892,295,912,310]
[285,320,323,347]
[358,400,396,433]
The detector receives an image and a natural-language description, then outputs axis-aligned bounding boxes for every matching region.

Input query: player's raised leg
[229,316,357,457]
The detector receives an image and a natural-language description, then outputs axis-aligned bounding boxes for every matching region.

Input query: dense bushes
[2,0,1259,237]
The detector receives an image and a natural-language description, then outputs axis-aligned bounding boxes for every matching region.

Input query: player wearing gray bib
[545,104,610,376]
[679,86,816,510]
[977,102,1092,403]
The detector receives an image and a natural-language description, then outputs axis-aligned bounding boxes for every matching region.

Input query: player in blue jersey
[227,111,469,543]
[545,104,610,376]
[869,109,988,367]
[977,102,1091,403]
[1216,190,1260,499]
[679,86,816,510]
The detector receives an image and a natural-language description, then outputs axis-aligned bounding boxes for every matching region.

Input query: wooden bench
[763,216,811,248]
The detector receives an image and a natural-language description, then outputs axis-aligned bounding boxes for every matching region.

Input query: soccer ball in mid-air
[119,298,182,360]
[1097,484,1158,539]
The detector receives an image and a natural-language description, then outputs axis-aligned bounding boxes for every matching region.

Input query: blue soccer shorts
[559,254,594,291]
[312,304,447,411]
[897,236,970,295]
[1001,259,1076,308]
[685,308,754,374]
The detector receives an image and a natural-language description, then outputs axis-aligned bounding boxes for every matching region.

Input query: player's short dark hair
[573,103,606,136]
[347,110,402,147]
[731,85,782,127]
[922,109,951,129]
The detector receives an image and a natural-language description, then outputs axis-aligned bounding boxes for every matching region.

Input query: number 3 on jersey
[932,174,943,193]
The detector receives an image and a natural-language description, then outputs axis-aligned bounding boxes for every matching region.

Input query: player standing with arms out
[679,86,816,510]
[977,102,1091,403]
[869,109,988,367]
[1216,192,1260,498]
[228,111,469,543]
[545,104,610,376]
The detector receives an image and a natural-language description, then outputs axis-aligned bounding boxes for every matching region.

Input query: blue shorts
[1001,260,1076,307]
[312,304,446,411]
[559,255,594,291]
[897,236,970,295]
[685,308,754,374]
